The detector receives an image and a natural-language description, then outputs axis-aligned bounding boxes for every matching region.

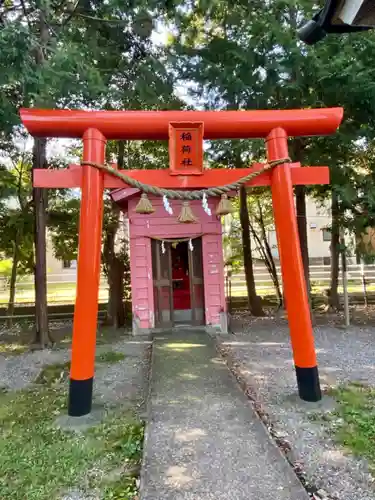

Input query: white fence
[228,263,374,295]
[0,264,374,305]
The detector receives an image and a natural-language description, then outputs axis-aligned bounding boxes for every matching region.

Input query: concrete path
[140,330,309,500]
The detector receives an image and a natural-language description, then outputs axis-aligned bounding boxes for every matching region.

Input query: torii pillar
[267,128,320,400]
[20,107,343,415]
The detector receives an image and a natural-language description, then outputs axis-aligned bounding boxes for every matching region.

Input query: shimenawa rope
[81,157,291,200]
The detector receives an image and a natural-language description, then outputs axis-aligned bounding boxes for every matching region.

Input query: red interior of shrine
[172,242,191,311]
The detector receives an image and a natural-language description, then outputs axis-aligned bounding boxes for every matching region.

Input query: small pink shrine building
[112,189,227,333]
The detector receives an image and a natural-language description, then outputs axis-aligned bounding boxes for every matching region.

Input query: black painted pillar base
[295,366,322,402]
[68,378,93,416]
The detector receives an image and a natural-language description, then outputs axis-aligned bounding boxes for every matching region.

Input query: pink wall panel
[202,235,226,325]
[128,194,225,329]
[130,236,154,329]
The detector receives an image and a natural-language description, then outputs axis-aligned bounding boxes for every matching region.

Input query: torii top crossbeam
[20,107,343,140]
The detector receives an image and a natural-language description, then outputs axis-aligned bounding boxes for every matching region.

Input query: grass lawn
[0,354,144,500]
[1,280,374,306]
[0,282,109,305]
[326,383,375,471]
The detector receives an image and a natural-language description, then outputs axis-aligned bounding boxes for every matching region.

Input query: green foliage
[48,197,80,262]
[0,0,182,135]
[0,0,183,325]
[0,259,12,282]
[35,351,125,385]
[107,140,170,170]
[0,383,144,500]
[103,477,139,499]
[0,207,34,273]
[0,1,166,121]
[0,340,27,356]
[328,383,375,470]
[34,362,70,386]
[0,164,16,199]
[0,150,34,277]
[96,350,126,364]
[223,197,243,271]
[95,419,144,462]
[2,0,375,313]
[223,222,243,272]
[170,0,375,241]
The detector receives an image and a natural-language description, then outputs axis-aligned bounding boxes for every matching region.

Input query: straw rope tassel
[178,201,197,223]
[135,193,154,214]
[216,194,233,216]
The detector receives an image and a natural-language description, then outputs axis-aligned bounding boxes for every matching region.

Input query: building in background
[267,197,333,264]
[222,196,354,268]
[46,236,77,280]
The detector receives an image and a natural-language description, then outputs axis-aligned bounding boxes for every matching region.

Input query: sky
[151,20,197,107]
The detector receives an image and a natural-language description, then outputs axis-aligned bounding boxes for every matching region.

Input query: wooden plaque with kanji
[168,121,204,175]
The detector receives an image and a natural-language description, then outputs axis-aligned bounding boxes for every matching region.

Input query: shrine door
[151,238,205,328]
[151,239,173,328]
[188,238,205,326]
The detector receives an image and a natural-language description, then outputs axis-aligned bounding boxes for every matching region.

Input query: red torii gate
[21,107,343,417]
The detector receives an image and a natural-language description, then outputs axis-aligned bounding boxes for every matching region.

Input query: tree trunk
[32,137,51,346]
[329,190,340,309]
[118,140,125,169]
[295,185,311,294]
[106,258,125,328]
[256,199,282,306]
[250,224,283,308]
[103,209,126,329]
[249,214,283,308]
[29,8,52,347]
[263,237,282,304]
[239,186,264,316]
[290,135,311,302]
[6,235,20,328]
[103,141,126,328]
[355,250,361,265]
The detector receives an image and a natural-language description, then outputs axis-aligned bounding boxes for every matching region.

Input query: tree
[0,1,112,344]
[0,149,34,327]
[0,0,179,340]
[222,202,244,273]
[102,203,130,329]
[170,0,375,307]
[205,140,265,314]
[239,186,264,315]
[223,192,283,306]
[248,190,283,307]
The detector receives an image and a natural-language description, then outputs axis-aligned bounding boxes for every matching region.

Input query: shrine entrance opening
[151,238,205,329]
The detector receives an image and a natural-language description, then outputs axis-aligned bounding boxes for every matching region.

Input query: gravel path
[215,321,375,500]
[94,338,151,408]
